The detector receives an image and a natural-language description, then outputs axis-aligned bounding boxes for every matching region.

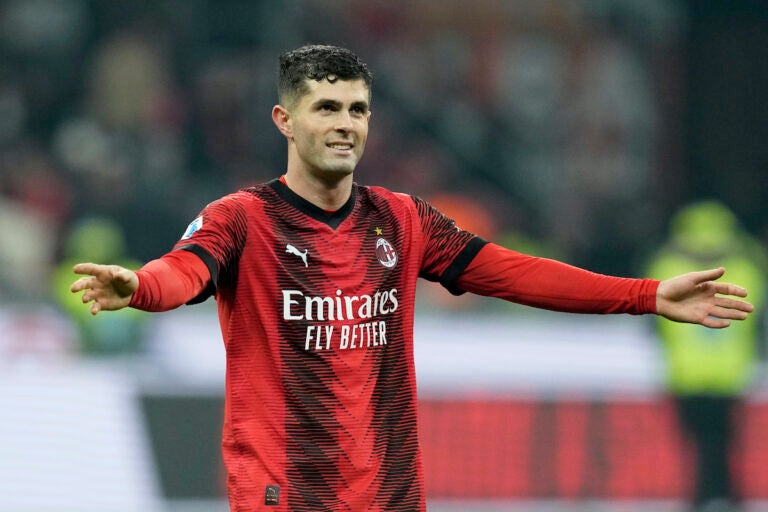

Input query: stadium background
[1,0,767,510]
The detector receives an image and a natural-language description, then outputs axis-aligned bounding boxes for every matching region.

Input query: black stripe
[176,244,218,304]
[268,179,356,229]
[440,236,488,296]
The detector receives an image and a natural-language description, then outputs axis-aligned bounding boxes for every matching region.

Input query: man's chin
[320,163,357,177]
[309,166,356,184]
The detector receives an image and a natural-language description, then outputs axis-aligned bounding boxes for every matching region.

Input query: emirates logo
[375,238,397,268]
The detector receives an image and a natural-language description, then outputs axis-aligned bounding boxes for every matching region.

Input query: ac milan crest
[375,238,397,268]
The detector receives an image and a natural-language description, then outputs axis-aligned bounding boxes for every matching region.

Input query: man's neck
[282,170,353,212]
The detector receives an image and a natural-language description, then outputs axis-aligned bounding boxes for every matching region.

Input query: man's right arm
[71,250,211,315]
[129,250,212,311]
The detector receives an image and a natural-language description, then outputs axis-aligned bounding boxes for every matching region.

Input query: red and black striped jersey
[173,178,485,511]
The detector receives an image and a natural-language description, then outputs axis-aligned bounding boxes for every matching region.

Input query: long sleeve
[454,243,659,315]
[129,249,212,312]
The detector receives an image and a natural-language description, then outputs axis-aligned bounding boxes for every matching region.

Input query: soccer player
[70,45,754,512]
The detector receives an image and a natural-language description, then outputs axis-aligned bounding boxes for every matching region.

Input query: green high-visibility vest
[647,250,765,395]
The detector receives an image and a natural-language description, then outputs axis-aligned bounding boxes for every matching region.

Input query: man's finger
[712,282,749,298]
[82,289,100,303]
[700,316,730,329]
[711,305,750,321]
[73,262,100,276]
[715,296,754,313]
[693,267,726,284]
[70,276,93,293]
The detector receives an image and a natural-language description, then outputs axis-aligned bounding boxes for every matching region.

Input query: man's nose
[334,111,353,131]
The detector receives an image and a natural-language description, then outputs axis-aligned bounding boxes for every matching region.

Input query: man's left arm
[454,243,753,326]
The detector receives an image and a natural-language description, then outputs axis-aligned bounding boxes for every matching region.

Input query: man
[647,201,767,512]
[70,45,753,512]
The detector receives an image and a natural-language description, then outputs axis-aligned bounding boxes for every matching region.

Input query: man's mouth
[328,143,353,151]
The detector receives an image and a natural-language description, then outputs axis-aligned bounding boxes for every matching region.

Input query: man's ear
[271,105,292,138]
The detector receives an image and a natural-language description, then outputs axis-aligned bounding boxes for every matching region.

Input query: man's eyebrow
[310,98,369,110]
[311,98,342,108]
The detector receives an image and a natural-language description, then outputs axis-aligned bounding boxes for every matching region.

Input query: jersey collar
[269,178,356,230]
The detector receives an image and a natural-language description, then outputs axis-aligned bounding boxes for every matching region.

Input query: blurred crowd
[2,5,767,509]
[0,0,709,311]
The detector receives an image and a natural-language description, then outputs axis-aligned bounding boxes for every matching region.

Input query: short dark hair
[278,44,373,108]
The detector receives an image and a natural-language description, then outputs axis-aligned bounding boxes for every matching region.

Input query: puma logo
[286,244,309,267]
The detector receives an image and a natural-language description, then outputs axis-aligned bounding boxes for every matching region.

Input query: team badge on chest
[375,237,398,268]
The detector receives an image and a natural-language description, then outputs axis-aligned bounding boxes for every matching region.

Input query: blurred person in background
[0,192,55,303]
[646,201,767,512]
[69,45,754,512]
[52,216,148,355]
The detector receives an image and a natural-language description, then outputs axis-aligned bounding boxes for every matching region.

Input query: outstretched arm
[655,267,753,328]
[70,250,212,315]
[70,263,138,315]
[455,244,753,327]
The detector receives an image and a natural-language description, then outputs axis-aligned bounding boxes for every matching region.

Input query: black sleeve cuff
[176,244,218,305]
[440,237,488,296]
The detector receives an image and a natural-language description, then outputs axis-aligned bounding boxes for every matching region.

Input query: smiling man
[70,45,754,512]
[272,48,371,213]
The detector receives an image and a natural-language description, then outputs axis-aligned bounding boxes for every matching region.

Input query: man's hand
[656,267,753,328]
[70,263,139,315]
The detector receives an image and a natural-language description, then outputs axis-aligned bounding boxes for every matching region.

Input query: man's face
[286,78,371,179]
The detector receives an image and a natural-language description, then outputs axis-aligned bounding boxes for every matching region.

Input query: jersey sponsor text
[283,288,396,351]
